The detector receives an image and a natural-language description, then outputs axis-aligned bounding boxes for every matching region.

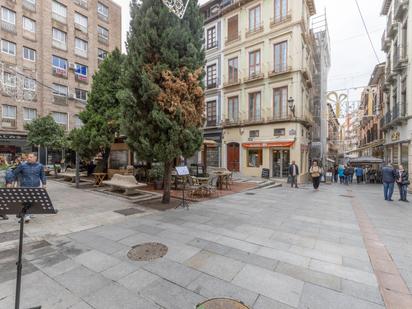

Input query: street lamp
[288,97,295,117]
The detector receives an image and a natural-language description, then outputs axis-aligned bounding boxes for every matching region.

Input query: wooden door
[227,143,240,172]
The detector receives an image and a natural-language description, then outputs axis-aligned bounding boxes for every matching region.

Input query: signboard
[391,131,400,141]
[289,129,296,136]
[261,168,270,179]
[175,166,190,176]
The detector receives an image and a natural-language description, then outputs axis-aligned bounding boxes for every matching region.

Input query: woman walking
[396,165,409,202]
[310,161,321,190]
[338,164,345,184]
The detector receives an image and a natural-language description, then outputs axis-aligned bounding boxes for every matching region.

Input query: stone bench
[59,168,87,182]
[102,174,146,195]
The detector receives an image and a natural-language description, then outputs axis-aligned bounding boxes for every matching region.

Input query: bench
[102,174,146,195]
[59,168,88,182]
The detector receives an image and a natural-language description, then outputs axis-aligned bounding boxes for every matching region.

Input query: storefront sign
[242,141,294,148]
[289,129,296,136]
[391,131,400,141]
[0,134,26,141]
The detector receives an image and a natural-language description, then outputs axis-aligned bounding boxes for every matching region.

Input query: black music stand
[0,188,57,309]
[175,166,190,210]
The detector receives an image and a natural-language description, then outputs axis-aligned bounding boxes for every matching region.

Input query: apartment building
[380,0,410,172]
[201,0,316,180]
[0,0,121,158]
[326,102,340,164]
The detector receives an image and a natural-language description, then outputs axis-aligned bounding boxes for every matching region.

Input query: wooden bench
[59,168,87,182]
[102,174,146,195]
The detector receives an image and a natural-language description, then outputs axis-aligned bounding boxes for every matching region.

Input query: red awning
[242,141,295,148]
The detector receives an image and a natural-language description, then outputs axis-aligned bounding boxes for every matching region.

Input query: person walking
[338,164,345,184]
[396,165,409,202]
[8,153,46,222]
[382,163,398,202]
[356,166,363,184]
[348,164,354,184]
[333,165,339,183]
[288,161,299,188]
[344,165,350,185]
[0,156,9,220]
[309,161,321,190]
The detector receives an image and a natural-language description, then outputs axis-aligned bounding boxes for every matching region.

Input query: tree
[119,0,205,203]
[25,115,66,164]
[70,48,125,169]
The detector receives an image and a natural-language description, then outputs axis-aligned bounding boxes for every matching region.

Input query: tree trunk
[162,160,173,204]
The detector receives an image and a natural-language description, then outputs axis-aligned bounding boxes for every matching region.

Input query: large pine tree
[119,0,205,203]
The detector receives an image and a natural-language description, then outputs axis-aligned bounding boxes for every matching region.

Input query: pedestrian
[382,163,398,202]
[396,165,409,202]
[288,160,299,188]
[344,165,350,185]
[356,166,363,184]
[333,165,339,183]
[348,164,354,184]
[0,156,9,220]
[8,153,46,222]
[309,161,321,190]
[338,164,345,184]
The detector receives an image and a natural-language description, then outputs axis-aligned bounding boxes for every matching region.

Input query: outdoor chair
[201,176,219,197]
[187,176,204,197]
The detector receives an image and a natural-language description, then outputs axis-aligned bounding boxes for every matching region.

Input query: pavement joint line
[350,191,412,308]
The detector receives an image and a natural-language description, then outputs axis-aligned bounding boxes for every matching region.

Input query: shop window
[247,149,262,167]
[249,130,259,138]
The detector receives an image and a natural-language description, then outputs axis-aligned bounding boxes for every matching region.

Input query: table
[213,172,232,190]
[93,173,107,187]
[196,177,209,185]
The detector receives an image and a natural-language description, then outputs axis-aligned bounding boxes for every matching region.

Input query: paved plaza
[1,181,412,308]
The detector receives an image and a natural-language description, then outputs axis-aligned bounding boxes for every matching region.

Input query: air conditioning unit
[69,62,76,70]
[68,93,75,100]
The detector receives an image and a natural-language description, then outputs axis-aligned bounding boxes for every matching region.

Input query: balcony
[393,46,408,71]
[223,78,241,88]
[225,32,241,45]
[22,0,36,12]
[52,40,67,51]
[387,14,398,38]
[394,0,409,21]
[52,13,67,25]
[244,116,263,125]
[1,118,16,129]
[74,0,88,9]
[1,21,16,34]
[246,23,264,38]
[75,23,88,34]
[270,12,292,28]
[52,67,67,78]
[98,34,109,45]
[53,95,68,105]
[244,72,264,83]
[381,31,391,52]
[75,74,88,84]
[206,120,217,127]
[266,112,290,122]
[269,65,292,77]
[222,118,241,127]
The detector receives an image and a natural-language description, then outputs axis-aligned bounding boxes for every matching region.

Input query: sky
[113,0,386,105]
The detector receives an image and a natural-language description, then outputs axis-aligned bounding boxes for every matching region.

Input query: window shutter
[227,15,238,41]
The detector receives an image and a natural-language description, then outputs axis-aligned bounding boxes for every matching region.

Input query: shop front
[201,131,222,170]
[0,133,33,161]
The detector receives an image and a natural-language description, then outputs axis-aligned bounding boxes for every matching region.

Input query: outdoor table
[196,177,209,185]
[93,173,107,187]
[213,172,232,190]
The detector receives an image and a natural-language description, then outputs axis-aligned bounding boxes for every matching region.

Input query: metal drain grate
[196,298,250,309]
[245,192,256,195]
[127,242,168,261]
[339,195,354,198]
[114,208,144,216]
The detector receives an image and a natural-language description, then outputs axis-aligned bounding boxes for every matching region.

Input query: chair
[187,176,204,197]
[201,176,219,196]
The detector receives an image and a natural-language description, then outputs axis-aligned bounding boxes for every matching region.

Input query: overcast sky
[113,0,386,103]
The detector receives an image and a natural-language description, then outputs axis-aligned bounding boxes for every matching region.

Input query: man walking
[355,166,363,184]
[8,153,46,222]
[382,163,397,202]
[288,161,299,188]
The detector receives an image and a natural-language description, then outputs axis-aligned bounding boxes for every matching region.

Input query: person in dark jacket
[382,163,398,201]
[396,165,409,202]
[288,161,299,188]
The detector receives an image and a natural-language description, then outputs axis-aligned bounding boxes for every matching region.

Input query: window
[274,128,286,136]
[23,77,36,91]
[206,101,217,126]
[52,55,67,70]
[249,50,261,76]
[1,7,16,24]
[274,0,288,20]
[97,26,109,39]
[74,12,88,28]
[274,41,288,72]
[228,96,239,121]
[74,115,83,128]
[206,27,217,49]
[52,112,68,125]
[1,40,16,56]
[23,17,36,32]
[249,5,261,31]
[249,130,259,138]
[228,57,238,83]
[52,83,68,96]
[23,108,37,121]
[75,38,88,52]
[248,92,261,121]
[98,48,108,60]
[52,1,67,17]
[206,64,217,88]
[23,47,36,61]
[97,2,109,18]
[227,15,239,42]
[52,28,66,43]
[75,88,87,101]
[247,149,262,167]
[3,72,16,88]
[75,63,88,76]
[273,87,288,118]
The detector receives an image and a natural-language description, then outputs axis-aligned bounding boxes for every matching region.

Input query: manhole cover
[196,298,249,309]
[114,208,144,216]
[127,242,168,261]
[245,192,255,195]
[340,195,354,198]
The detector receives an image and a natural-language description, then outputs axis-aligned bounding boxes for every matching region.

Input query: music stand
[0,188,57,309]
[175,166,190,210]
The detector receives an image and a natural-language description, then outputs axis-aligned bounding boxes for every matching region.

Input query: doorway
[272,149,290,178]
[227,143,240,172]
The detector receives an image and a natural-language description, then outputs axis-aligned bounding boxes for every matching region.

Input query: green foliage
[119,0,205,202]
[70,48,125,160]
[149,164,164,180]
[25,115,66,148]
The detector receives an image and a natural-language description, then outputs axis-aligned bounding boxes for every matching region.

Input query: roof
[381,0,392,15]
[368,63,386,86]
[306,0,316,16]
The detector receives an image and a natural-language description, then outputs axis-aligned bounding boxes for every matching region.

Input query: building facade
[0,0,121,159]
[380,0,410,172]
[326,102,339,164]
[201,0,317,180]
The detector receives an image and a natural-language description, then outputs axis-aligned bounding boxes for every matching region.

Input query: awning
[326,158,335,163]
[242,141,294,148]
[349,156,383,164]
[203,139,217,145]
